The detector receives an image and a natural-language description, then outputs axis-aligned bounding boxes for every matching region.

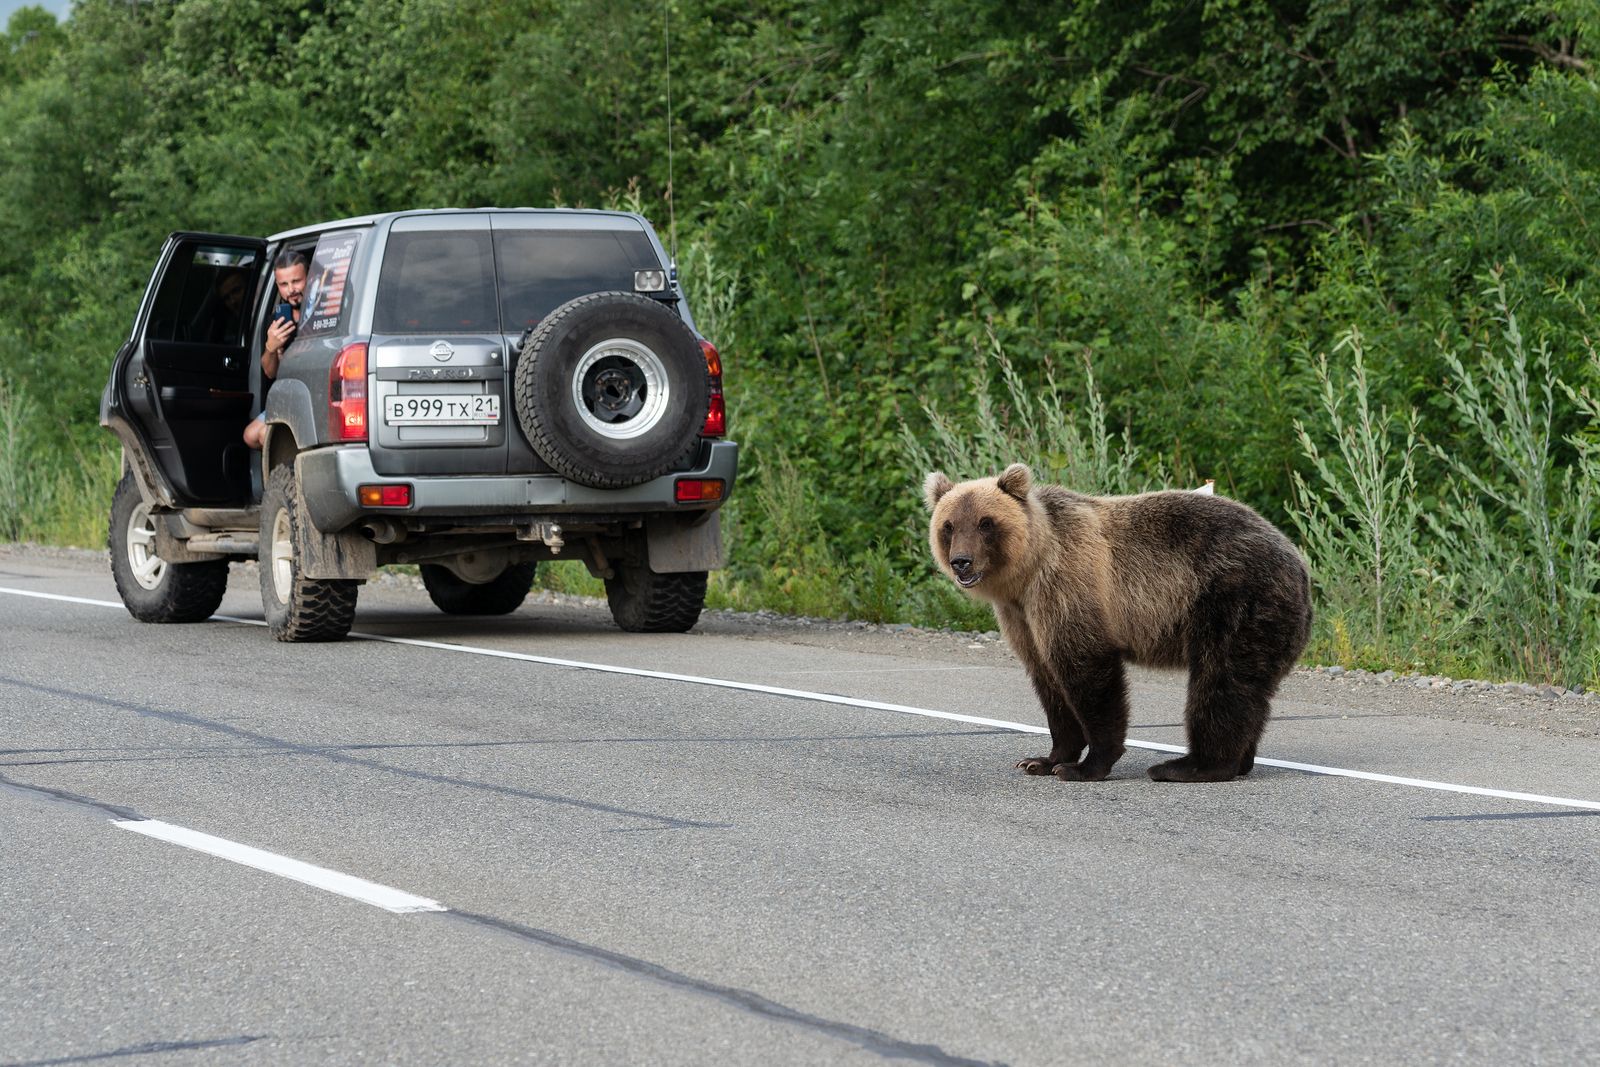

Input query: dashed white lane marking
[7,585,1600,813]
[113,819,447,914]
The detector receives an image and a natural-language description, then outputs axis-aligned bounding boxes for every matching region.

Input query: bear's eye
[978,516,995,533]
[941,521,953,537]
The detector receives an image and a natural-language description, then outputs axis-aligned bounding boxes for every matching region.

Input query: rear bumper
[298,440,739,533]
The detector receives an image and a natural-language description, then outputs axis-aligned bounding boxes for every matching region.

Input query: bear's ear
[923,471,954,511]
[996,463,1032,501]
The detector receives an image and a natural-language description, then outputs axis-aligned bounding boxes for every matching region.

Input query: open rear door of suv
[103,232,267,507]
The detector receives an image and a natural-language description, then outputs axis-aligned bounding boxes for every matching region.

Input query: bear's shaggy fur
[924,464,1312,782]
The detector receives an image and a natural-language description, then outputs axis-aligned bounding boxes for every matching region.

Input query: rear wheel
[108,471,229,623]
[604,564,706,633]
[420,562,537,615]
[258,464,358,642]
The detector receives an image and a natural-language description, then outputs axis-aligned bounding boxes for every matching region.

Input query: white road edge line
[7,585,1600,813]
[334,630,1600,813]
[112,819,447,914]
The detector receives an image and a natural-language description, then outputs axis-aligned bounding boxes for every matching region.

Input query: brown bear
[924,464,1312,782]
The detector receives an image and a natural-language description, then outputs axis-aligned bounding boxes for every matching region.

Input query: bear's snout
[948,554,980,586]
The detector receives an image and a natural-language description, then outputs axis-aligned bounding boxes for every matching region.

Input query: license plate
[384,393,501,425]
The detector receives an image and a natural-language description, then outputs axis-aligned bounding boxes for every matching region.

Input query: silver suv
[101,209,736,640]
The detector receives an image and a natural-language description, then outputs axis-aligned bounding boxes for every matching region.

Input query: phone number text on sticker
[384,394,501,425]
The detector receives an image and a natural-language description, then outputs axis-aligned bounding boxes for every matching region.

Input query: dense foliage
[1,0,1596,685]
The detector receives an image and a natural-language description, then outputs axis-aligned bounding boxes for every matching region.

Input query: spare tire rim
[269,506,294,602]
[571,338,669,441]
[126,501,166,591]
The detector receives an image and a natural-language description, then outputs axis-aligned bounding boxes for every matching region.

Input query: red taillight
[702,394,726,437]
[699,339,724,437]
[675,478,725,503]
[358,484,412,507]
[330,341,368,441]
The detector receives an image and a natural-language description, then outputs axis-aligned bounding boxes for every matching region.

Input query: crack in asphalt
[0,675,724,831]
[444,909,1006,1066]
[0,1035,266,1066]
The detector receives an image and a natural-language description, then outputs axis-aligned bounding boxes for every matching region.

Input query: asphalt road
[2,546,1597,1066]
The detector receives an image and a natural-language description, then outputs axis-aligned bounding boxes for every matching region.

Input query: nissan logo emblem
[430,340,455,362]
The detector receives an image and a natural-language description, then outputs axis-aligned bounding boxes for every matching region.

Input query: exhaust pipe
[362,518,406,544]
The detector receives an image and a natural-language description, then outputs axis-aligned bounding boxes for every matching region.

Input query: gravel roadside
[6,541,1596,740]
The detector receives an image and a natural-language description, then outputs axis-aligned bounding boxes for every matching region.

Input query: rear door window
[494,229,662,331]
[146,244,259,346]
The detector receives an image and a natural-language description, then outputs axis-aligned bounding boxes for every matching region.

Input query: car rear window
[371,226,663,335]
[495,229,662,331]
[372,230,499,334]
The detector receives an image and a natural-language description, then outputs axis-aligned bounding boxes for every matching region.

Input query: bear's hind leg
[1149,595,1276,783]
[1016,671,1086,775]
[1048,653,1129,782]
[1148,681,1267,782]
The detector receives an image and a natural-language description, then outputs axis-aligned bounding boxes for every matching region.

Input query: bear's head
[924,463,1035,602]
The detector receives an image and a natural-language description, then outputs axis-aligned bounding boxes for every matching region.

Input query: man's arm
[262,318,295,379]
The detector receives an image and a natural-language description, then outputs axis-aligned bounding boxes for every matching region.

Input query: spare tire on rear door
[513,291,709,489]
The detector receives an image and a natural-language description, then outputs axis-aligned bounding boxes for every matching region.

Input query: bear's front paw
[1015,755,1057,776]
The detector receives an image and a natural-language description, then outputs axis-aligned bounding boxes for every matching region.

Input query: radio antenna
[663,0,678,278]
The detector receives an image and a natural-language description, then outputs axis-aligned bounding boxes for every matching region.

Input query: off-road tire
[420,562,538,616]
[108,470,228,623]
[513,291,709,489]
[604,565,706,633]
[258,464,358,642]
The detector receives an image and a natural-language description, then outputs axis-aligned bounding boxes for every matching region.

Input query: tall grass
[676,234,741,361]
[1288,329,1425,658]
[900,329,1157,494]
[0,375,35,541]
[33,439,121,548]
[1289,274,1599,687]
[1,368,124,549]
[1426,274,1600,685]
[710,449,855,619]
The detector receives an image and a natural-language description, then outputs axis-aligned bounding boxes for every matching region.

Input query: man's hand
[263,317,295,378]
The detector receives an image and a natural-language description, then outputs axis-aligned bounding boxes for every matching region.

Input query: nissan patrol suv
[101,209,736,641]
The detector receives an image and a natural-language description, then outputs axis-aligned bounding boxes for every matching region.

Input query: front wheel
[108,471,228,623]
[258,465,358,642]
[420,562,538,615]
[604,565,706,633]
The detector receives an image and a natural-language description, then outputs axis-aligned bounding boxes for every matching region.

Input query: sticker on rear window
[301,230,362,336]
